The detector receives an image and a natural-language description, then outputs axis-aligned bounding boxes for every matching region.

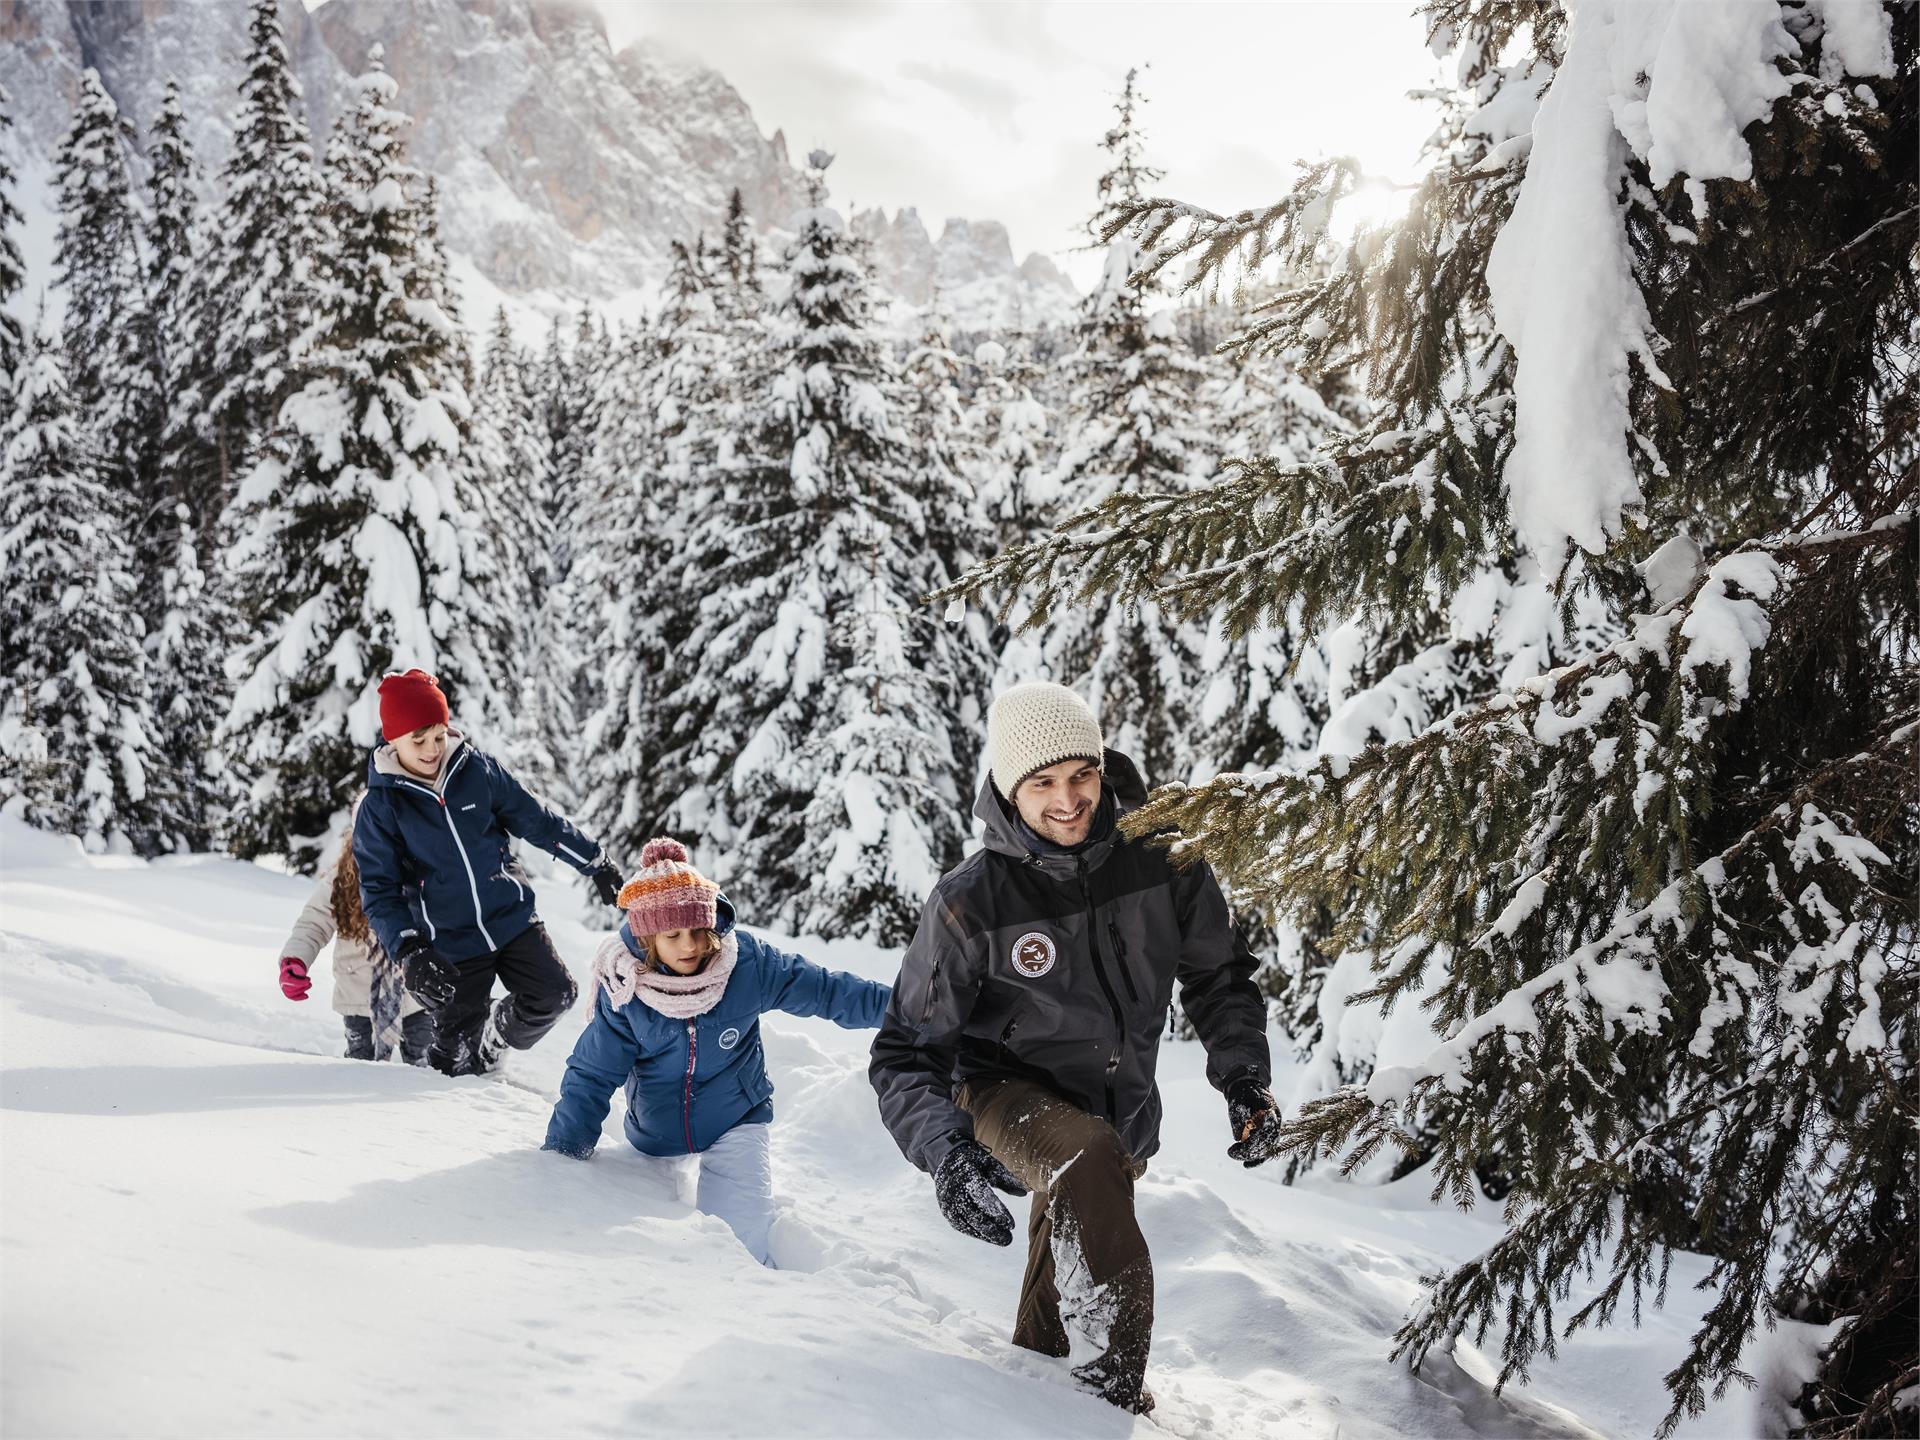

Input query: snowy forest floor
[1,818,1773,1439]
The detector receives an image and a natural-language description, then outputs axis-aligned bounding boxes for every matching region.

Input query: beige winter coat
[281,861,425,1019]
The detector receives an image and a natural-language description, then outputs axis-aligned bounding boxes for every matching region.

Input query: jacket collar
[975,747,1149,880]
[367,730,466,796]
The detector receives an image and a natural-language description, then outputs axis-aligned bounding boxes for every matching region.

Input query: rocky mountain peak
[852,205,1076,326]
[0,0,1079,323]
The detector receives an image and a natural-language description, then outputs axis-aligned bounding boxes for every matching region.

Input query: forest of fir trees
[0,6,1351,964]
[1,0,1912,1432]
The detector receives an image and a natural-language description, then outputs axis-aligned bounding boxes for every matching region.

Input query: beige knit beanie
[987,682,1106,798]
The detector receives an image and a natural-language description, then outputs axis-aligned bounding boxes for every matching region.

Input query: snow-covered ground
[1,818,1768,1438]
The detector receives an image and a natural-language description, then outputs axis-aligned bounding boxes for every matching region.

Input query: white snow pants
[695,1122,774,1265]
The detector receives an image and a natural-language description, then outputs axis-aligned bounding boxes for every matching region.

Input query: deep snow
[1,818,1779,1438]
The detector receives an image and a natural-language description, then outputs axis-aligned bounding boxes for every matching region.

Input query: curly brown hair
[330,828,372,946]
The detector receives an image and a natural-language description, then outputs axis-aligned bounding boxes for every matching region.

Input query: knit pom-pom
[639,836,690,868]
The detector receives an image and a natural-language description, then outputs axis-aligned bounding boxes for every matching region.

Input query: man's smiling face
[1012,758,1103,846]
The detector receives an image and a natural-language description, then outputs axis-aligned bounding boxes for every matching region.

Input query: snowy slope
[1,817,1773,1438]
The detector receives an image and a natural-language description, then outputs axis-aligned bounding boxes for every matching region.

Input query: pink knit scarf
[592,929,739,1019]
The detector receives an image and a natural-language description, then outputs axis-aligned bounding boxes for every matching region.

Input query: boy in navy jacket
[353,669,623,1075]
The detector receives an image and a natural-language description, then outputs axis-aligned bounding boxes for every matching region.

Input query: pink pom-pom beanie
[617,837,721,936]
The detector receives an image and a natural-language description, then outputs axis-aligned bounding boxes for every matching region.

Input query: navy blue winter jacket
[352,735,604,965]
[544,910,891,1158]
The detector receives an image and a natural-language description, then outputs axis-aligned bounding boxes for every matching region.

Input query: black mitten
[398,938,458,1011]
[933,1138,1028,1246]
[1226,1075,1284,1168]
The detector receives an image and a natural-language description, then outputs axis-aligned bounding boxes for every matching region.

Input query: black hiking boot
[473,996,513,1074]
[1072,1356,1154,1415]
[399,1010,435,1067]
[342,1016,375,1061]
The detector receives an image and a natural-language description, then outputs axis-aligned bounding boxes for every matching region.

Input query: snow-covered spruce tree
[945,3,1917,1432]
[136,79,231,850]
[570,312,656,842]
[538,306,607,586]
[0,333,165,853]
[0,85,26,398]
[1185,300,1355,790]
[665,153,972,943]
[53,69,146,474]
[222,47,498,867]
[717,186,766,318]
[576,241,733,857]
[1011,68,1214,786]
[471,305,570,801]
[1166,304,1355,1035]
[968,326,1056,556]
[407,166,521,759]
[900,304,995,775]
[902,304,988,580]
[197,0,325,521]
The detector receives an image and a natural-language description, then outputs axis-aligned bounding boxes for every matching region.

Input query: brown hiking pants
[957,1077,1153,1403]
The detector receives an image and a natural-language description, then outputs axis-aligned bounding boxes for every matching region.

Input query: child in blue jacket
[353,669,624,1076]
[543,837,890,1264]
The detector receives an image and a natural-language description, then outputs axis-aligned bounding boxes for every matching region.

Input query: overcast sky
[598,1,1445,286]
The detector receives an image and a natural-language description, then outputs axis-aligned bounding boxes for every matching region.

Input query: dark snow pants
[430,923,578,1076]
[958,1077,1154,1406]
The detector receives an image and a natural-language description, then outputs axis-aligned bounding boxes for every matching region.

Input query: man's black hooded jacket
[870,749,1272,1175]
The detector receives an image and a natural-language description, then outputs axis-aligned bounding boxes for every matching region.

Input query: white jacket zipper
[397,749,495,952]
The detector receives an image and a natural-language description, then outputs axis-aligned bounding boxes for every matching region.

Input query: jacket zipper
[1107,916,1141,1003]
[682,1020,698,1153]
[440,804,496,951]
[1077,857,1126,1121]
[397,750,496,951]
[919,957,943,1026]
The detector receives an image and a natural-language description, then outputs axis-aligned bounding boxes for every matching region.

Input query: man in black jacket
[870,681,1284,1413]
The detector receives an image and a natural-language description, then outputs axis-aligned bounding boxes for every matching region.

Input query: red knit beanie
[378,669,450,741]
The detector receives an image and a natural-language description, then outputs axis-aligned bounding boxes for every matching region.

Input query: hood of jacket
[973,747,1150,880]
[368,730,466,796]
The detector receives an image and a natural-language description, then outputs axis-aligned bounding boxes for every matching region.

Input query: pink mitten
[279,956,311,1001]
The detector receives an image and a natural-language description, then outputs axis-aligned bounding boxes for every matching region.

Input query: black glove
[933,1137,1028,1246]
[589,857,623,909]
[397,938,458,1011]
[1226,1075,1284,1167]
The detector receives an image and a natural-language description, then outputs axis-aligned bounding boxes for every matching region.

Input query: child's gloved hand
[934,1137,1028,1246]
[397,939,458,1010]
[1225,1075,1284,1167]
[589,857,623,908]
[278,957,311,1001]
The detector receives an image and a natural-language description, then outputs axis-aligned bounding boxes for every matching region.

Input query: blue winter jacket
[352,735,604,965]
[544,907,891,1158]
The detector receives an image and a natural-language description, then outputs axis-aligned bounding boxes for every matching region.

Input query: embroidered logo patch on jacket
[1010,931,1057,979]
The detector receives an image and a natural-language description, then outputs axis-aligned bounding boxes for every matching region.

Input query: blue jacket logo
[718,1027,742,1050]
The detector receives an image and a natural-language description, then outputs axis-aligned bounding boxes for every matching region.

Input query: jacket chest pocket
[1097,910,1158,1010]
[695,1017,747,1069]
[981,967,1096,1044]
